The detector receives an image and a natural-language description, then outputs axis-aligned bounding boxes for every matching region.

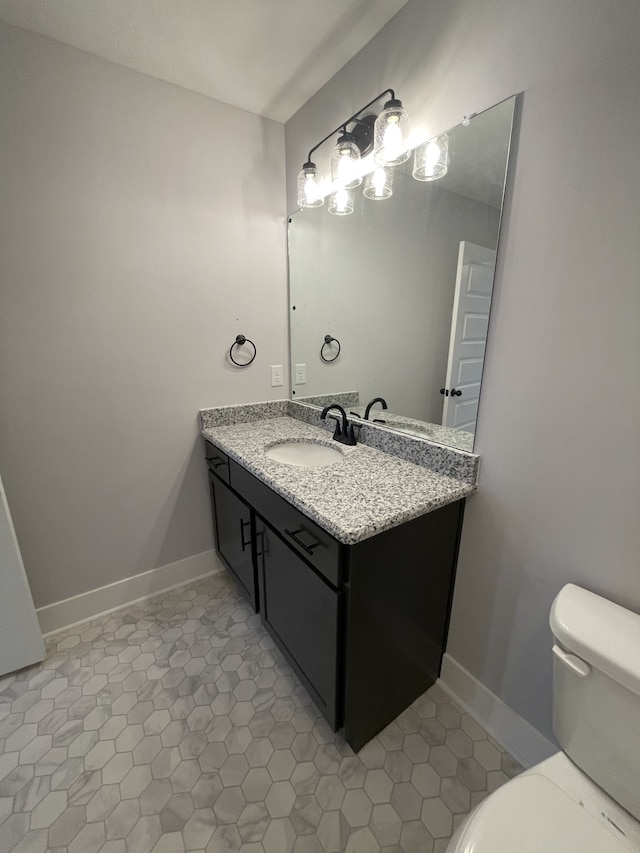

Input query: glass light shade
[363,166,393,200]
[374,100,410,166]
[413,133,449,181]
[330,139,362,189]
[327,187,354,216]
[297,164,324,208]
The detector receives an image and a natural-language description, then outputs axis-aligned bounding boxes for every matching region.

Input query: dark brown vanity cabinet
[205,438,464,751]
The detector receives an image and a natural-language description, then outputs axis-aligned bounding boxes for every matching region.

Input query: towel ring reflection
[229,334,257,367]
[320,334,341,363]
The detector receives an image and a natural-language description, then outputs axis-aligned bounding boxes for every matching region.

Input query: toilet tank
[550,584,640,821]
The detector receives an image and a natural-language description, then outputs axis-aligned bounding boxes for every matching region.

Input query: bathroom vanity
[201,403,476,750]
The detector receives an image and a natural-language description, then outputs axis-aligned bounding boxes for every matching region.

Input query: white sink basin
[265,441,344,468]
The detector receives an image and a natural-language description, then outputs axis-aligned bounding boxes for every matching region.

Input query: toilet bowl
[446,584,640,852]
[448,753,640,852]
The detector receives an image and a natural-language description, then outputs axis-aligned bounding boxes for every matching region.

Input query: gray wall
[285,0,640,741]
[0,23,288,608]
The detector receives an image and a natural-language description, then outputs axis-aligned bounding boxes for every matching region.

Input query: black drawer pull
[240,518,251,552]
[284,527,321,556]
[210,457,226,468]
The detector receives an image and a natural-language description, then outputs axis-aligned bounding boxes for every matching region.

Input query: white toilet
[447,583,640,852]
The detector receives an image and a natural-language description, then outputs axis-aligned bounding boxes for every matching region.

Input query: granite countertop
[347,406,474,452]
[201,416,474,545]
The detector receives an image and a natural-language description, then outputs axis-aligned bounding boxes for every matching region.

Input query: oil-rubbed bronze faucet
[364,397,388,422]
[320,404,357,446]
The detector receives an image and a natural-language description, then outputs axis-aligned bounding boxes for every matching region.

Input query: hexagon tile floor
[0,571,522,853]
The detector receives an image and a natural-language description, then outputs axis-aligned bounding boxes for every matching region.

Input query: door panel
[257,518,340,726]
[210,473,257,610]
[443,240,496,433]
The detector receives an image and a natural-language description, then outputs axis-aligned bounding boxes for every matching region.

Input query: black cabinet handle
[451,389,462,397]
[255,529,265,558]
[210,457,226,468]
[284,527,320,556]
[239,518,251,552]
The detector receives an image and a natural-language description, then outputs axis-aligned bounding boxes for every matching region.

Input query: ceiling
[0,0,411,122]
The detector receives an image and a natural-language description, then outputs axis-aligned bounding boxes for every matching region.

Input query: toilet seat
[449,773,632,853]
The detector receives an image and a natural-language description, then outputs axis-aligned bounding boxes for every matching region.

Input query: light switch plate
[294,364,306,385]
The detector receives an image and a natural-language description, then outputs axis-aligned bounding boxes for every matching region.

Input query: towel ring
[320,334,341,363]
[229,334,257,367]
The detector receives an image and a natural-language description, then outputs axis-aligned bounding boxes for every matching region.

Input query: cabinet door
[256,518,340,728]
[209,472,257,610]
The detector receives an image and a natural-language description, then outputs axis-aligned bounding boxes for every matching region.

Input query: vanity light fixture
[413,132,449,181]
[296,89,409,209]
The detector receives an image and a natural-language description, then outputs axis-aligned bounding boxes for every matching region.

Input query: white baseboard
[439,653,556,769]
[37,549,223,636]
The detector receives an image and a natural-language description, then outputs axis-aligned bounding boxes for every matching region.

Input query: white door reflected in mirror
[442,241,496,433]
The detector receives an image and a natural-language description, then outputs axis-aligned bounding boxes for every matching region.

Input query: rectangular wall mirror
[288,95,517,451]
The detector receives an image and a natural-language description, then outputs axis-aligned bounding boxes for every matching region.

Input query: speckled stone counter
[200,414,475,545]
[347,406,474,452]
[293,391,359,409]
[202,400,479,484]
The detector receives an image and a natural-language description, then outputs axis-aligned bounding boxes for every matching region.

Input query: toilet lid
[451,774,630,853]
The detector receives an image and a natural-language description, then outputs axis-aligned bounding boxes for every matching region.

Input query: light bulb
[363,166,393,200]
[372,168,386,196]
[426,141,441,167]
[335,188,348,213]
[382,120,402,160]
[328,187,354,216]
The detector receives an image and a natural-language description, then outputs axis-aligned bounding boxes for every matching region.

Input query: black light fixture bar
[303,88,396,167]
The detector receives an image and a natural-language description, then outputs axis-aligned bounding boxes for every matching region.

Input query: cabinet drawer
[205,440,230,484]
[230,460,343,587]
